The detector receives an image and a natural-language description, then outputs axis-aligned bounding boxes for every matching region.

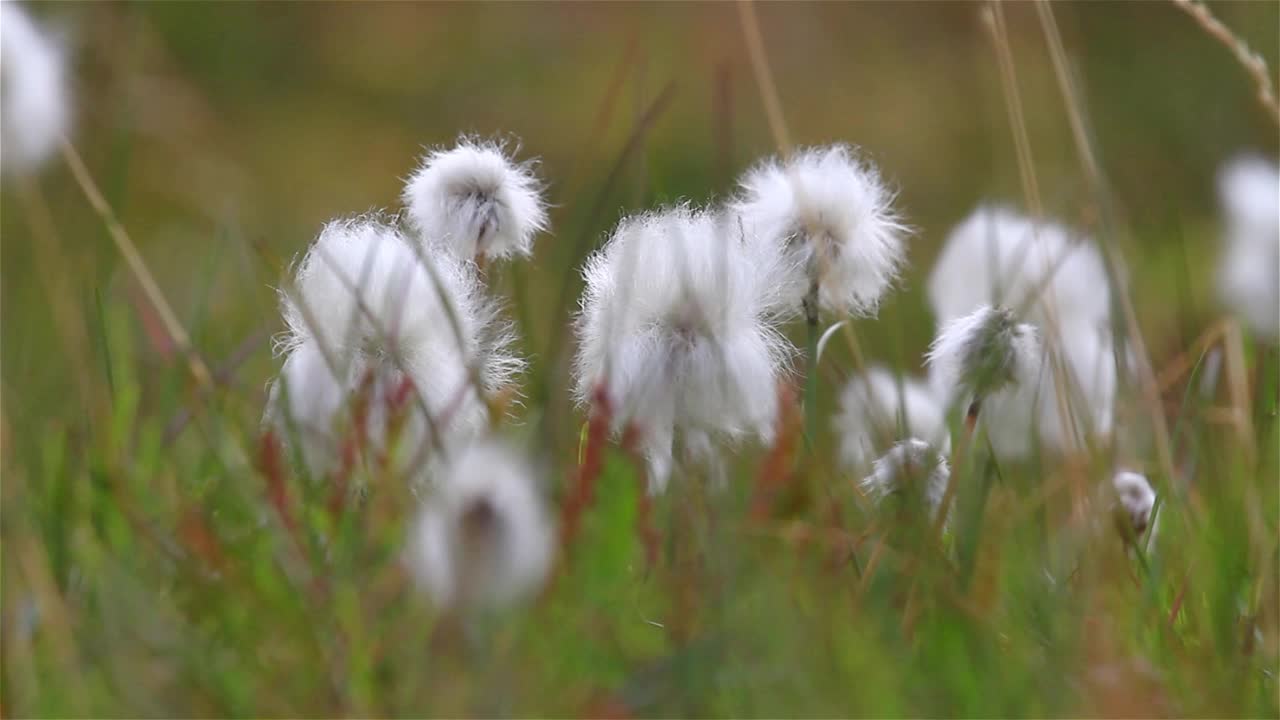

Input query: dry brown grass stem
[1034,2,1179,484]
[983,2,1085,457]
[1171,0,1280,125]
[58,137,214,391]
[737,0,792,157]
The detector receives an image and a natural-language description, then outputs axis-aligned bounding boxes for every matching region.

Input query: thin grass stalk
[1035,1,1180,485]
[58,137,214,391]
[1171,0,1280,125]
[736,0,792,157]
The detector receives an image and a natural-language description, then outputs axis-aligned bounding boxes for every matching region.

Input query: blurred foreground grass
[2,2,1278,716]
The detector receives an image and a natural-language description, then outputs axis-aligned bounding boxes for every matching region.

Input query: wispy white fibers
[860,439,951,525]
[835,367,949,470]
[267,215,522,481]
[927,206,1110,329]
[574,205,796,491]
[927,206,1122,456]
[1111,470,1155,536]
[407,439,554,611]
[730,145,908,318]
[1216,156,1279,340]
[0,3,71,175]
[927,305,1041,409]
[401,138,548,262]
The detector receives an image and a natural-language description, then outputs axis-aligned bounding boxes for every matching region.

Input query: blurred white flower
[406,439,554,611]
[1216,155,1279,340]
[926,304,1041,412]
[730,145,907,318]
[835,367,949,470]
[573,205,795,491]
[1037,319,1123,454]
[267,216,522,480]
[1111,470,1155,536]
[927,205,1111,330]
[1,2,71,175]
[401,138,548,262]
[928,208,1126,457]
[860,439,951,525]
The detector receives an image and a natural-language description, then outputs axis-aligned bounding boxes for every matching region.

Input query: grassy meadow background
[2,1,1278,716]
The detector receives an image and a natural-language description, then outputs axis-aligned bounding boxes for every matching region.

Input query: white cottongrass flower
[927,205,1111,330]
[834,367,950,470]
[406,439,554,611]
[927,208,1127,456]
[401,138,548,262]
[926,304,1041,414]
[860,439,951,525]
[1216,155,1279,340]
[1,3,71,175]
[573,205,795,491]
[1111,470,1155,536]
[730,144,908,319]
[267,216,522,480]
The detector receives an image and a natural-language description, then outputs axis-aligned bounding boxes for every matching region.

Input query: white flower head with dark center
[835,367,950,470]
[1,3,71,175]
[730,144,908,318]
[927,304,1041,411]
[1112,470,1155,536]
[401,137,548,262]
[927,206,1111,331]
[266,216,523,481]
[927,206,1124,456]
[860,439,951,525]
[573,205,796,491]
[406,439,554,611]
[1216,155,1279,340]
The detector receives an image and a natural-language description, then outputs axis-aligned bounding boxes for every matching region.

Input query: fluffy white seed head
[1216,156,1279,339]
[267,216,523,480]
[730,145,908,317]
[1,3,71,175]
[1111,470,1155,535]
[406,440,554,611]
[926,305,1041,409]
[928,206,1111,331]
[860,439,951,525]
[401,138,548,262]
[573,205,796,490]
[835,367,950,470]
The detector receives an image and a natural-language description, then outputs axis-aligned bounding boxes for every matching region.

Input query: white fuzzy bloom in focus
[402,138,548,262]
[926,305,1041,411]
[1111,470,1155,535]
[927,206,1111,330]
[1216,156,1279,340]
[835,367,949,470]
[1,3,71,175]
[730,145,908,318]
[574,205,795,491]
[407,440,554,610]
[860,439,951,524]
[267,216,522,480]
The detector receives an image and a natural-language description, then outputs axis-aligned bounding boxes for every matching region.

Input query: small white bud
[860,439,952,525]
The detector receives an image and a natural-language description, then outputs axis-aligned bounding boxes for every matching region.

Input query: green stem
[802,285,820,453]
